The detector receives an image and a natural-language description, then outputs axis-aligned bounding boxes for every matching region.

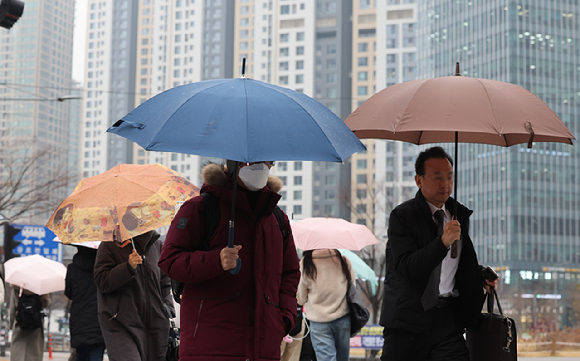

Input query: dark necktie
[421,209,445,311]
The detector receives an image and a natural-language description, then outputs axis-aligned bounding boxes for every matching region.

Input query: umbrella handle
[230,258,241,275]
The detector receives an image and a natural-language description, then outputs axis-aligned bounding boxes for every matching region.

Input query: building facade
[416,0,580,331]
[80,0,139,178]
[0,0,75,224]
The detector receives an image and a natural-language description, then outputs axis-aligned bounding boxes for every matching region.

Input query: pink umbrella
[5,254,67,295]
[291,217,378,251]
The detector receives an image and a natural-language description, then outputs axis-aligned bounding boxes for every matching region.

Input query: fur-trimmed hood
[201,163,283,193]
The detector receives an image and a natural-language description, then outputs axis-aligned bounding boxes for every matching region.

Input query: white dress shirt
[426,201,462,297]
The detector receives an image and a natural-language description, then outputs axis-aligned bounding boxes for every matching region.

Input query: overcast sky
[72,0,87,83]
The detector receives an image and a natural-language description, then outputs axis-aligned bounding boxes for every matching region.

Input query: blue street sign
[12,225,62,262]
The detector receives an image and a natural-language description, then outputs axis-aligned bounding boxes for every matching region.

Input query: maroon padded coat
[159,163,300,361]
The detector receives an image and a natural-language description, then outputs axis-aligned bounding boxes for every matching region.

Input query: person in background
[65,246,105,361]
[9,286,49,361]
[280,304,306,361]
[94,231,175,361]
[297,249,355,361]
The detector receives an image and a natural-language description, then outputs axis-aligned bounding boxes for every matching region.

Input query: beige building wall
[350,0,377,232]
[233,0,256,78]
[133,0,155,166]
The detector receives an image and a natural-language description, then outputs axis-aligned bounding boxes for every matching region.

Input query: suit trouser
[380,299,470,361]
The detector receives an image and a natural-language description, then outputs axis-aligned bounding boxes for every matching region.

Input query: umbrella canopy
[345,63,575,215]
[107,77,366,163]
[47,164,199,244]
[339,249,378,296]
[5,254,67,295]
[346,66,575,147]
[292,217,378,251]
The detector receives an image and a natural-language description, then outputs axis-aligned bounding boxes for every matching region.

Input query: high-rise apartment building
[80,0,139,178]
[0,0,75,224]
[416,0,580,331]
[350,0,419,236]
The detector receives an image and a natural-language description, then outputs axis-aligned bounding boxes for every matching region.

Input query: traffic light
[3,224,21,261]
[0,0,24,29]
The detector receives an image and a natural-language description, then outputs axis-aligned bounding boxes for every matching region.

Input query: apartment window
[327,88,337,98]
[281,5,290,14]
[296,46,304,55]
[357,174,367,184]
[327,45,336,54]
[356,189,367,199]
[279,176,287,185]
[241,6,249,15]
[296,74,304,84]
[279,76,289,85]
[278,162,287,171]
[327,59,336,68]
[280,33,289,42]
[240,18,249,27]
[293,205,302,215]
[358,86,368,96]
[294,191,302,200]
[279,61,289,71]
[387,24,398,35]
[387,39,397,49]
[360,0,371,9]
[294,162,302,171]
[325,175,336,185]
[358,71,368,81]
[358,42,368,52]
[356,204,367,214]
[327,74,337,83]
[403,37,415,47]
[387,67,397,78]
[357,159,368,169]
[387,54,397,63]
[294,176,302,185]
[280,47,289,56]
[296,60,304,69]
[358,57,368,66]
[296,32,305,41]
[403,52,415,63]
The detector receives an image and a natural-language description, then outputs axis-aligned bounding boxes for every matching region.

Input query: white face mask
[238,163,270,191]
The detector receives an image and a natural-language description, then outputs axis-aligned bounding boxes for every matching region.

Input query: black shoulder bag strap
[171,192,221,304]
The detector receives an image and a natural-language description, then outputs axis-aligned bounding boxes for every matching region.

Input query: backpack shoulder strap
[273,206,291,240]
[201,192,220,251]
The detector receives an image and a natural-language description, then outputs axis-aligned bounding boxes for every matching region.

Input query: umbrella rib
[257,82,339,159]
[148,80,229,149]
[475,78,502,140]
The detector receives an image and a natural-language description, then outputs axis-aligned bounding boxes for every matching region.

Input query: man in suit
[379,146,497,361]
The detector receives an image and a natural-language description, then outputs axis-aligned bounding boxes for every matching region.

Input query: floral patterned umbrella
[46,164,199,243]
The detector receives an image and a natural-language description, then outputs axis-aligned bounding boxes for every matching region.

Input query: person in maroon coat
[159,161,301,361]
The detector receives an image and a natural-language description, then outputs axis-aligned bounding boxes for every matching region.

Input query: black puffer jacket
[65,246,104,348]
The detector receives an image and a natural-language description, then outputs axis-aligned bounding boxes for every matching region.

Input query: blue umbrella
[107,70,365,275]
[107,77,365,163]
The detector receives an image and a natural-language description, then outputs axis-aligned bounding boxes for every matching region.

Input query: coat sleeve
[157,240,176,318]
[93,243,135,294]
[388,207,449,282]
[158,197,226,284]
[277,212,300,331]
[64,265,74,300]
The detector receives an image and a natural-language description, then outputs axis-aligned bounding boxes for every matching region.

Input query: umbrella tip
[241,57,246,78]
[455,62,461,76]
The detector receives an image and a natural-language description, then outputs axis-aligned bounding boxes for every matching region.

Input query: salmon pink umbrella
[345,63,575,214]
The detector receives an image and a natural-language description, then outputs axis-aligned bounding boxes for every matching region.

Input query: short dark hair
[415,146,453,176]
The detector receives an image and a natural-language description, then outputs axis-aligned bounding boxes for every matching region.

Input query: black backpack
[15,293,44,330]
[171,192,290,304]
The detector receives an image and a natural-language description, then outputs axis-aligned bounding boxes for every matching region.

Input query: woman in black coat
[65,246,105,361]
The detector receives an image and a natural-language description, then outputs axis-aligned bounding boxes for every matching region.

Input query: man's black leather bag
[466,288,517,361]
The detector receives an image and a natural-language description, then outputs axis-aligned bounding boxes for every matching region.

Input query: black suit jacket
[379,190,485,333]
